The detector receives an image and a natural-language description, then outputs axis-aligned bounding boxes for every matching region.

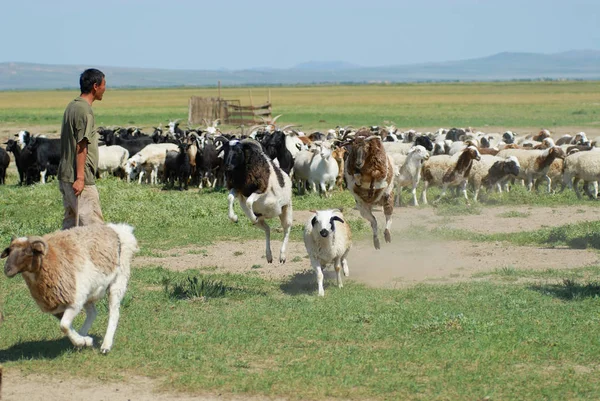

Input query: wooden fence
[188,97,272,126]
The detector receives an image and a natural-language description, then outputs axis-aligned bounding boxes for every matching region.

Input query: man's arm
[72,140,88,196]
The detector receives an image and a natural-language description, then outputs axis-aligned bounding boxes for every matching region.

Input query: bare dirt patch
[1,370,288,401]
[135,205,600,288]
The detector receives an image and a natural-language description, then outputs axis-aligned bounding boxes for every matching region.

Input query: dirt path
[134,205,600,288]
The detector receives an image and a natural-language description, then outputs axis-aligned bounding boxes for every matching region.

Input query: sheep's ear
[30,237,47,255]
[311,216,318,227]
[330,216,345,225]
[1,247,9,259]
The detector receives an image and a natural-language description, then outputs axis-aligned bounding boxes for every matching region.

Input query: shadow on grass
[0,337,77,363]
[280,271,317,295]
[529,279,600,301]
[546,228,600,249]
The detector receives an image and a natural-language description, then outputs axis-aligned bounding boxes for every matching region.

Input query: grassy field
[1,174,600,399]
[1,81,600,133]
[2,81,600,399]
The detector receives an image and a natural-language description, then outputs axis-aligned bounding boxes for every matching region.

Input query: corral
[1,82,600,400]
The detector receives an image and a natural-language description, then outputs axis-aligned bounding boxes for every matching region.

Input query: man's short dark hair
[80,69,105,94]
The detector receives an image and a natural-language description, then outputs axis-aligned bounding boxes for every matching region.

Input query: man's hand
[73,178,85,196]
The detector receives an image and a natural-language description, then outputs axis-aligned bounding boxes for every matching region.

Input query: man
[58,68,106,229]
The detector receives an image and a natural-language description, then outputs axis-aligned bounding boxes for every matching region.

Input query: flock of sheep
[1,120,598,353]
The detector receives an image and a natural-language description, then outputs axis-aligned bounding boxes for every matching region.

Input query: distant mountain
[293,61,361,70]
[1,50,599,90]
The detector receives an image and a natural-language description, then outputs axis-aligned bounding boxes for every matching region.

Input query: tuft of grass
[498,210,531,218]
[162,275,229,300]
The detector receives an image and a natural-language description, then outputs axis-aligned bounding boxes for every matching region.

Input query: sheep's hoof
[101,348,110,355]
[373,237,381,250]
[266,254,273,263]
[384,229,392,243]
[279,255,286,264]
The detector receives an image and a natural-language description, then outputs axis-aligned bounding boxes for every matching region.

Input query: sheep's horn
[365,135,382,142]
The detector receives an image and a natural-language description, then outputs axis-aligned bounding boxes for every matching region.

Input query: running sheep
[1,223,138,354]
[303,209,352,296]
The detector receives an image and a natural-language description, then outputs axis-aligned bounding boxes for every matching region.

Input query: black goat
[0,147,10,184]
[26,136,60,184]
[260,131,294,175]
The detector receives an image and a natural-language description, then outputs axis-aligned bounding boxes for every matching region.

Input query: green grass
[0,175,365,252]
[2,266,600,399]
[2,81,600,131]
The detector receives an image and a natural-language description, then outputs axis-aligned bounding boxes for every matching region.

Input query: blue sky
[3,0,599,70]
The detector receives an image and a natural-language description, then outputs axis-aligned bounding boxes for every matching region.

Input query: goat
[220,138,293,263]
[394,145,430,206]
[26,136,60,184]
[125,143,178,184]
[345,133,395,249]
[0,147,9,184]
[303,209,352,296]
[1,223,138,353]
[97,145,129,179]
[292,141,339,197]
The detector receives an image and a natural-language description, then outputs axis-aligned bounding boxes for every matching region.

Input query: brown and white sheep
[421,146,481,205]
[1,223,138,354]
[496,147,566,192]
[345,133,395,249]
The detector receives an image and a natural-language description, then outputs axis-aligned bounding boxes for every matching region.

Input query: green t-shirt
[58,97,99,185]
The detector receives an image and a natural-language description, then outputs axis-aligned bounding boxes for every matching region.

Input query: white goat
[293,141,339,197]
[303,209,352,296]
[125,143,178,184]
[394,145,429,206]
[98,145,129,178]
[1,223,138,354]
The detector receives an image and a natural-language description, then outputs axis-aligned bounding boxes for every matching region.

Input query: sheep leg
[278,204,293,263]
[460,182,471,206]
[342,254,350,277]
[60,306,93,348]
[78,302,97,336]
[241,193,260,223]
[254,219,273,263]
[411,183,419,206]
[40,169,47,184]
[227,190,239,223]
[100,277,127,354]
[357,203,380,250]
[310,256,325,296]
[544,175,552,193]
[319,182,327,197]
[383,192,393,243]
[138,170,144,184]
[573,178,582,199]
[421,181,429,205]
[334,257,343,289]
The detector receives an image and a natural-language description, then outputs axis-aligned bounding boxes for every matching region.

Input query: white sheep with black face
[303,209,352,296]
